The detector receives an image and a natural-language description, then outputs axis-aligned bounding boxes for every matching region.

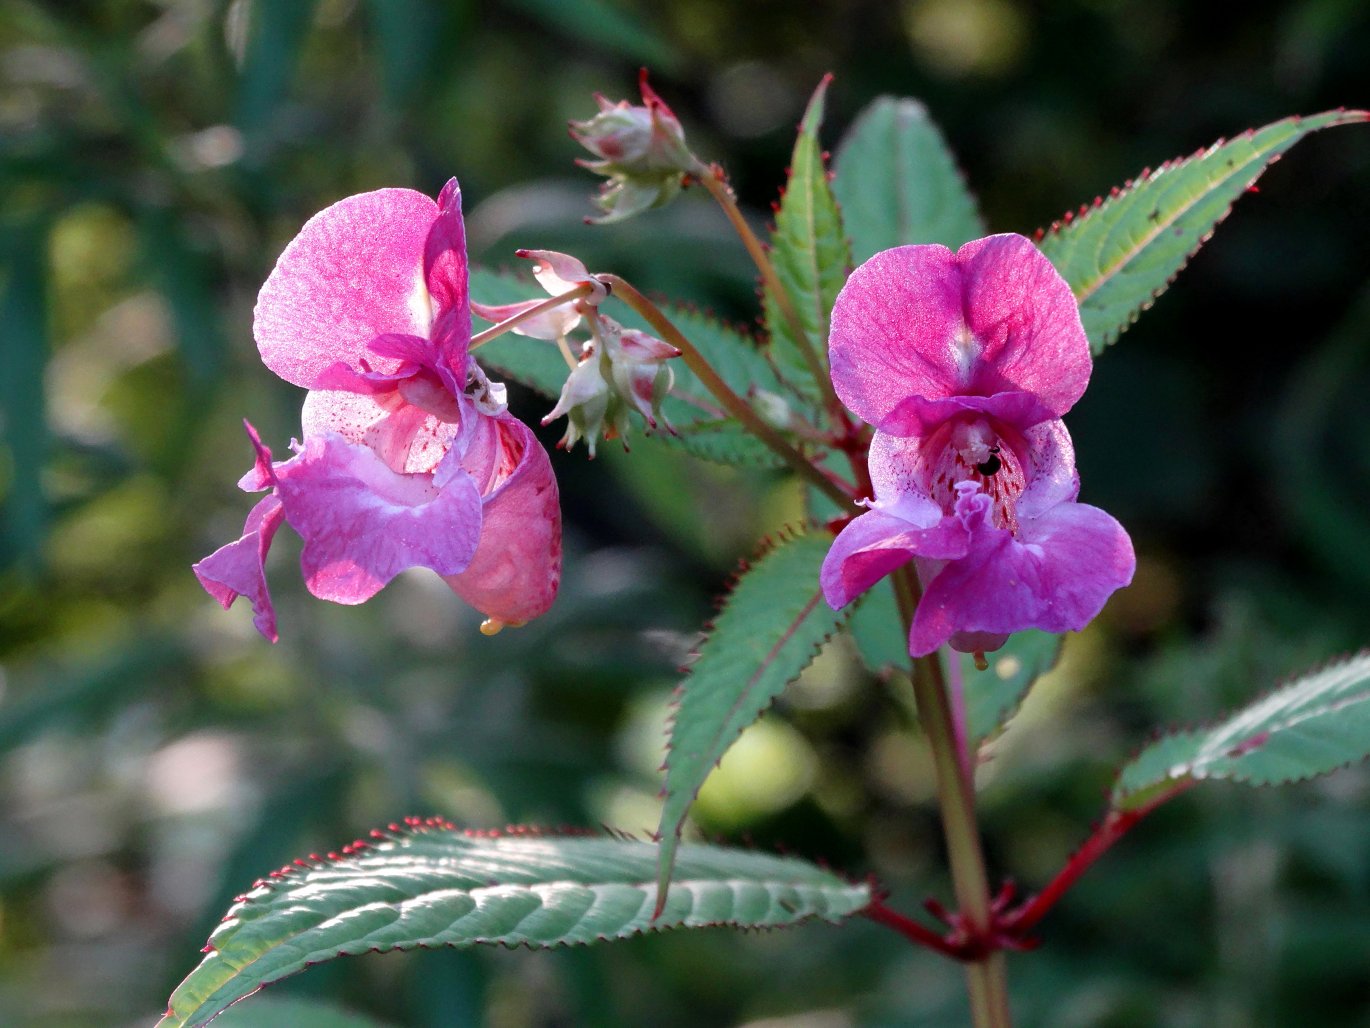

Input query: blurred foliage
[0,0,1367,1025]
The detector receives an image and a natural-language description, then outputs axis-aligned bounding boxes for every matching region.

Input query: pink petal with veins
[829,235,1090,435]
[193,493,286,642]
[255,189,437,388]
[442,413,561,623]
[909,488,1134,656]
[272,433,483,605]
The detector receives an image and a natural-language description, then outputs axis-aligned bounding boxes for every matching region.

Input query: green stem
[693,164,845,421]
[893,568,1013,1027]
[602,274,854,511]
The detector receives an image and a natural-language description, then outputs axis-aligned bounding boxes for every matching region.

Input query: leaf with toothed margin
[656,529,850,907]
[1113,650,1370,813]
[1037,109,1369,355]
[832,96,987,262]
[964,631,1064,749]
[763,75,851,406]
[159,824,870,1028]
[469,265,790,467]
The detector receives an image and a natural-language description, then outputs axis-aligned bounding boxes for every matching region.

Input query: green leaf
[469,265,787,467]
[832,96,987,262]
[234,0,317,144]
[1113,650,1370,811]
[845,579,906,678]
[160,825,869,1028]
[963,631,1064,747]
[0,221,51,571]
[1038,109,1369,354]
[504,0,681,73]
[763,76,851,404]
[138,209,224,383]
[214,996,395,1028]
[656,529,849,901]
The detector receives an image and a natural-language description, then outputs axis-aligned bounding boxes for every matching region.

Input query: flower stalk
[691,162,846,422]
[600,274,855,511]
[470,282,598,350]
[893,566,1013,1027]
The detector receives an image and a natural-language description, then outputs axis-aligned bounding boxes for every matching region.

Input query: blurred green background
[2,1,1369,1025]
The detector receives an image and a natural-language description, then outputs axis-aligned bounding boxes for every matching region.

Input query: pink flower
[194,180,561,641]
[821,235,1133,656]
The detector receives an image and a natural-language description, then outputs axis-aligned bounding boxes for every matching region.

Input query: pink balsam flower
[821,234,1134,656]
[194,180,561,641]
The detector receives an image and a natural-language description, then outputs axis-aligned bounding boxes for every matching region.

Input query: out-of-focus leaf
[234,0,319,143]
[138,209,224,383]
[0,222,51,570]
[1038,109,1369,354]
[504,0,681,73]
[1273,286,1370,589]
[656,530,848,901]
[469,265,786,466]
[832,96,986,261]
[763,76,850,405]
[0,637,188,753]
[1113,650,1370,811]
[160,825,869,1028]
[963,630,1064,747]
[365,0,467,105]
[214,996,395,1028]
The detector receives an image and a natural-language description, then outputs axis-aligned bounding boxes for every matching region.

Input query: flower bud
[570,70,697,224]
[542,316,680,456]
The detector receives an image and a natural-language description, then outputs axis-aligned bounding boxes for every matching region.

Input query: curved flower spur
[820,234,1135,658]
[194,180,561,641]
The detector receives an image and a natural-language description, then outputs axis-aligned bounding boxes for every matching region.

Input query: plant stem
[1008,784,1192,936]
[469,283,595,350]
[692,164,845,420]
[893,568,1013,1027]
[602,274,854,511]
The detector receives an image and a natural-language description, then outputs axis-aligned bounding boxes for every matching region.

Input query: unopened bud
[570,70,697,224]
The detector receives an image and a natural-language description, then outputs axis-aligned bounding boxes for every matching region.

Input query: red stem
[864,897,966,960]
[1007,783,1192,936]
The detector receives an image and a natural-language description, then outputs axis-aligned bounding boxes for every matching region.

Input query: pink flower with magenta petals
[194,179,561,640]
[822,234,1133,656]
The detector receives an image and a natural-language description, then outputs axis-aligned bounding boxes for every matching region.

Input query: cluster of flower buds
[472,250,680,456]
[568,69,698,223]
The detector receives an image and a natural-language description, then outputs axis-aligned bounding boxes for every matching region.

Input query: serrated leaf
[832,96,986,262]
[963,631,1064,747]
[469,265,787,467]
[1113,651,1370,811]
[160,826,869,1028]
[656,530,849,901]
[763,76,851,404]
[1038,109,1369,354]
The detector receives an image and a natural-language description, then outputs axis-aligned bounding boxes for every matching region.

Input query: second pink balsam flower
[821,234,1134,656]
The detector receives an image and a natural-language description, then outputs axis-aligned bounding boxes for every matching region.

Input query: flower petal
[441,413,561,623]
[272,433,483,605]
[425,179,472,376]
[255,188,437,388]
[828,235,1092,434]
[192,494,286,643]
[828,243,964,430]
[957,234,1092,418]
[909,498,1134,656]
[821,507,969,610]
[301,388,461,475]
